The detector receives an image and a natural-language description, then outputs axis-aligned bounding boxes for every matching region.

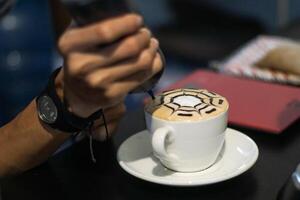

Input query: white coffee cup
[145,104,228,172]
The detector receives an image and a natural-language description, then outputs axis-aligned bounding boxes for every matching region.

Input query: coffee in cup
[144,88,229,172]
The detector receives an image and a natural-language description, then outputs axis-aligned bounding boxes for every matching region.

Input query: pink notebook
[163,70,300,134]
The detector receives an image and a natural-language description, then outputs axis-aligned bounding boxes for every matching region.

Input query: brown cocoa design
[145,89,228,121]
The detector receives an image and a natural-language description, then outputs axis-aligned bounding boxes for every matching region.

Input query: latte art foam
[145,88,229,121]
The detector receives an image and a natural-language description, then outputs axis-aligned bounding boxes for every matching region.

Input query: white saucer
[117,128,259,186]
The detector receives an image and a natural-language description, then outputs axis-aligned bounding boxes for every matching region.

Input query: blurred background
[0,0,300,125]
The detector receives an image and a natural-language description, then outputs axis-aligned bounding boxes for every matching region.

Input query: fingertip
[150,38,159,49]
[136,15,143,26]
[140,28,152,38]
[126,13,144,26]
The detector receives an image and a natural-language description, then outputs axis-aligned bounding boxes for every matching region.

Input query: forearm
[0,100,70,177]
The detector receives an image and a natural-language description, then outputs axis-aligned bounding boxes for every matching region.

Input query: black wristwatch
[36,67,102,133]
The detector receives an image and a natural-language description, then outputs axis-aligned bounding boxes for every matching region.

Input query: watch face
[37,95,58,124]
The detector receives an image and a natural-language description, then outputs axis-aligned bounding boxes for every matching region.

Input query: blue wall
[0,0,55,124]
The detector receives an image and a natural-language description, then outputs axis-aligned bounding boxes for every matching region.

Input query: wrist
[54,68,96,118]
[36,67,102,133]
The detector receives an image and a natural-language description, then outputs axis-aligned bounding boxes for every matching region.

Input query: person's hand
[58,14,163,118]
[55,68,126,140]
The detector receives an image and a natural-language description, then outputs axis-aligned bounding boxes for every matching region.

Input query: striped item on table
[217,35,300,86]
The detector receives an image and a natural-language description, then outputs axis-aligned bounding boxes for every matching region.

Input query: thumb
[91,119,121,141]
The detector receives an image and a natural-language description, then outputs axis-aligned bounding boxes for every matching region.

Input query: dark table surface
[0,109,300,200]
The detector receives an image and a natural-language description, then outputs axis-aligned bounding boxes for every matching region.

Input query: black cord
[101,110,109,140]
[88,121,97,163]
[88,108,110,163]
[87,89,153,163]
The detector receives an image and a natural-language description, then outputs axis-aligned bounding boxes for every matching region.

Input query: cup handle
[151,127,175,160]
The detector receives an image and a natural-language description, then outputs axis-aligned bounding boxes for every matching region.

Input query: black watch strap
[37,67,102,133]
